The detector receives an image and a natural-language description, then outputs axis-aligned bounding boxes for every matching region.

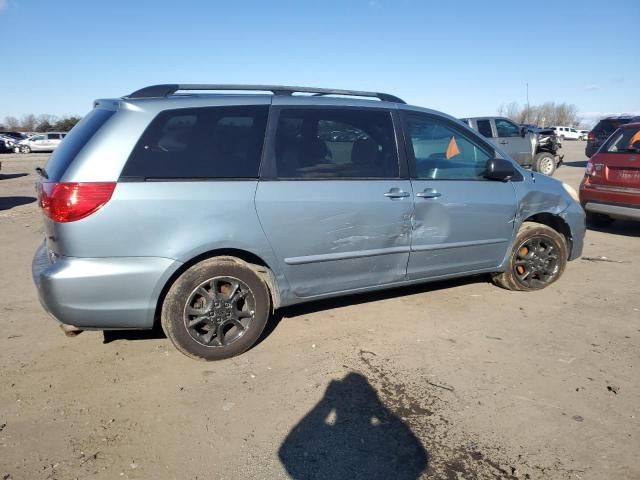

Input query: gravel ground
[0,141,638,479]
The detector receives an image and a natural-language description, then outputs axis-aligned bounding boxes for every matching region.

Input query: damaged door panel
[402,112,517,279]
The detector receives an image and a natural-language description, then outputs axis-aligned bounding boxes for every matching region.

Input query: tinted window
[604,127,640,153]
[274,109,398,178]
[405,114,492,180]
[593,119,638,137]
[122,106,268,179]
[45,108,115,181]
[495,119,520,137]
[476,119,493,138]
[31,135,45,141]
[47,133,61,140]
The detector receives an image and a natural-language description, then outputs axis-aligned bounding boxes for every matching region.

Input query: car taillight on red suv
[587,131,595,142]
[37,182,116,222]
[584,159,604,179]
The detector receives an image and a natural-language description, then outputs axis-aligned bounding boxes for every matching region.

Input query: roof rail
[125,84,406,104]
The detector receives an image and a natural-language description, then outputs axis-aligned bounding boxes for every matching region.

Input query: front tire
[161,257,271,361]
[532,152,557,176]
[20,145,31,153]
[492,222,568,291]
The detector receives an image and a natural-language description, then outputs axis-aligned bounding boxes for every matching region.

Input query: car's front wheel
[492,222,568,291]
[161,257,271,361]
[532,152,556,176]
[20,145,31,153]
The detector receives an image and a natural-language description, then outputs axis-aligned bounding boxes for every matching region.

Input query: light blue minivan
[32,85,585,360]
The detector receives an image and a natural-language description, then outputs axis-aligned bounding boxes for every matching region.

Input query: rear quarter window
[120,105,268,180]
[44,109,115,181]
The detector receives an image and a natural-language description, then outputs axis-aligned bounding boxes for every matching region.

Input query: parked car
[580,122,640,226]
[0,131,28,141]
[578,130,589,141]
[0,134,17,153]
[32,84,585,361]
[586,115,640,158]
[15,132,67,153]
[549,126,581,140]
[460,116,562,176]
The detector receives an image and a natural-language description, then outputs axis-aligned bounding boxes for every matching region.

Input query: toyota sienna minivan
[32,84,585,360]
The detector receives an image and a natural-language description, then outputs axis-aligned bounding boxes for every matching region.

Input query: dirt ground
[0,141,638,480]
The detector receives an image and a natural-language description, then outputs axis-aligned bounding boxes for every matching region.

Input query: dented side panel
[510,172,586,262]
[255,180,414,298]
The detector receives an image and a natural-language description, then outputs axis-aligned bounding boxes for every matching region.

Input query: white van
[549,126,580,140]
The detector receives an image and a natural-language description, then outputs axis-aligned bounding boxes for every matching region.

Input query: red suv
[580,122,640,226]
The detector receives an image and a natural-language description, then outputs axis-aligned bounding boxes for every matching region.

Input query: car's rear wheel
[532,152,556,176]
[492,222,568,291]
[161,257,271,361]
[586,212,614,228]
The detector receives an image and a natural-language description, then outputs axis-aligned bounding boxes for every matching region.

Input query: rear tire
[492,222,568,291]
[532,152,556,176]
[586,212,614,228]
[161,257,271,361]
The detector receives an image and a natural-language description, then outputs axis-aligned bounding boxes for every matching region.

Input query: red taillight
[587,131,595,142]
[585,159,594,176]
[38,182,116,222]
[584,159,604,178]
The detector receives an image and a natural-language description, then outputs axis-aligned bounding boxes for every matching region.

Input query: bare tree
[496,101,581,127]
[20,114,38,132]
[3,116,20,129]
[2,113,81,132]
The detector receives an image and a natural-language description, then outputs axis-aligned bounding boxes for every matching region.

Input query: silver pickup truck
[460,116,562,176]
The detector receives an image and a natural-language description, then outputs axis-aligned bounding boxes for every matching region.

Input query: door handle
[499,140,508,144]
[384,188,410,199]
[415,188,441,199]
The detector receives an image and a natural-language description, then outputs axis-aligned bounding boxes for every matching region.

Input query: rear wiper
[35,167,49,179]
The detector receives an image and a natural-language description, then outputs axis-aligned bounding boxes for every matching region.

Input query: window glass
[121,106,268,179]
[274,109,398,178]
[32,135,45,141]
[406,114,492,180]
[605,127,640,153]
[495,119,520,138]
[45,109,115,182]
[47,133,61,139]
[476,119,493,138]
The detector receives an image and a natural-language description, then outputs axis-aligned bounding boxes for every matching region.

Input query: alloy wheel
[183,276,256,347]
[513,236,560,289]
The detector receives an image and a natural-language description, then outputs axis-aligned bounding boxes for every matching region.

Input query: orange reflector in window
[446,136,460,159]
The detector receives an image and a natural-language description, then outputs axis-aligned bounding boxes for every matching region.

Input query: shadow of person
[279,372,428,480]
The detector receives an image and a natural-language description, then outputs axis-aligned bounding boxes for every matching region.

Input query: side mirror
[484,158,515,181]
[520,127,527,137]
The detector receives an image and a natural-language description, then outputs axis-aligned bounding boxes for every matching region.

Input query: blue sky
[1,0,638,125]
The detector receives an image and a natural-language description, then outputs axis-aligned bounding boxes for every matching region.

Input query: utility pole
[526,82,530,123]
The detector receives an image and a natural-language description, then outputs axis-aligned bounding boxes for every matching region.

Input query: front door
[402,112,517,279]
[494,118,532,165]
[255,106,413,298]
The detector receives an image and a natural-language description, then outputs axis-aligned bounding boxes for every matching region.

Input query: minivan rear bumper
[32,243,181,329]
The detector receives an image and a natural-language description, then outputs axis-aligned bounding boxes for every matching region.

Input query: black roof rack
[125,84,405,104]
